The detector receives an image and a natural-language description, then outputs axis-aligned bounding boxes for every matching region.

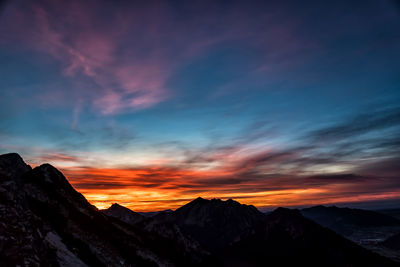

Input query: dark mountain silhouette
[302,206,400,229]
[218,208,398,267]
[103,204,208,264]
[0,153,398,266]
[103,203,145,225]
[0,152,32,177]
[0,153,203,266]
[105,206,208,266]
[138,210,173,217]
[302,205,400,237]
[171,197,265,252]
[379,232,400,262]
[379,209,400,221]
[107,196,400,266]
[384,232,400,250]
[301,205,400,263]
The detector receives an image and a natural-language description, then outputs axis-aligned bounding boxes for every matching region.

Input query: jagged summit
[180,197,255,210]
[23,163,93,211]
[176,197,261,219]
[31,163,75,186]
[0,152,25,162]
[270,207,302,217]
[175,197,262,224]
[0,152,32,179]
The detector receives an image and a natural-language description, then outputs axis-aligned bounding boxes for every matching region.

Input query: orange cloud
[58,164,400,212]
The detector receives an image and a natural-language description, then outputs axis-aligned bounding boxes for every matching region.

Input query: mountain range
[0,153,399,266]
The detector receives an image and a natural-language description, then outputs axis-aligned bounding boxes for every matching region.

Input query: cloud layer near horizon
[21,105,400,211]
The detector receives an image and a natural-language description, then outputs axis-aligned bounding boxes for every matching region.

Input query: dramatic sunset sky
[0,0,399,211]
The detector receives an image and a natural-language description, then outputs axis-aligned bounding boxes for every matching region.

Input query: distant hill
[384,232,400,251]
[379,209,400,221]
[301,205,400,263]
[137,209,173,217]
[382,232,400,262]
[301,205,400,237]
[103,203,145,225]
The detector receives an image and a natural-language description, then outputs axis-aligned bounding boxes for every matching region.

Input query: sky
[0,0,399,211]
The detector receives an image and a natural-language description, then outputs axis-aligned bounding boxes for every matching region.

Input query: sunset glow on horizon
[1,0,400,212]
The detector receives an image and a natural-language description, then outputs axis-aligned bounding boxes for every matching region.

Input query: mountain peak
[0,152,32,179]
[0,152,24,162]
[307,205,341,211]
[29,163,75,189]
[176,197,262,218]
[103,203,144,225]
[186,197,242,207]
[173,197,265,252]
[107,203,133,213]
[110,203,124,209]
[191,196,207,203]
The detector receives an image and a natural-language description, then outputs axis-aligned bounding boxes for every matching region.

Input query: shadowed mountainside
[301,205,400,236]
[385,232,400,250]
[301,205,400,252]
[301,205,400,261]
[105,196,400,267]
[383,232,400,262]
[172,197,265,252]
[0,153,205,266]
[218,208,397,267]
[379,209,400,221]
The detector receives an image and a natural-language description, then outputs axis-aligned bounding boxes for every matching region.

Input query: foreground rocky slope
[0,153,202,266]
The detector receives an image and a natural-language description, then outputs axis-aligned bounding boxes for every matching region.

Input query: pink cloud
[1,0,317,118]
[4,0,266,118]
[2,0,175,116]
